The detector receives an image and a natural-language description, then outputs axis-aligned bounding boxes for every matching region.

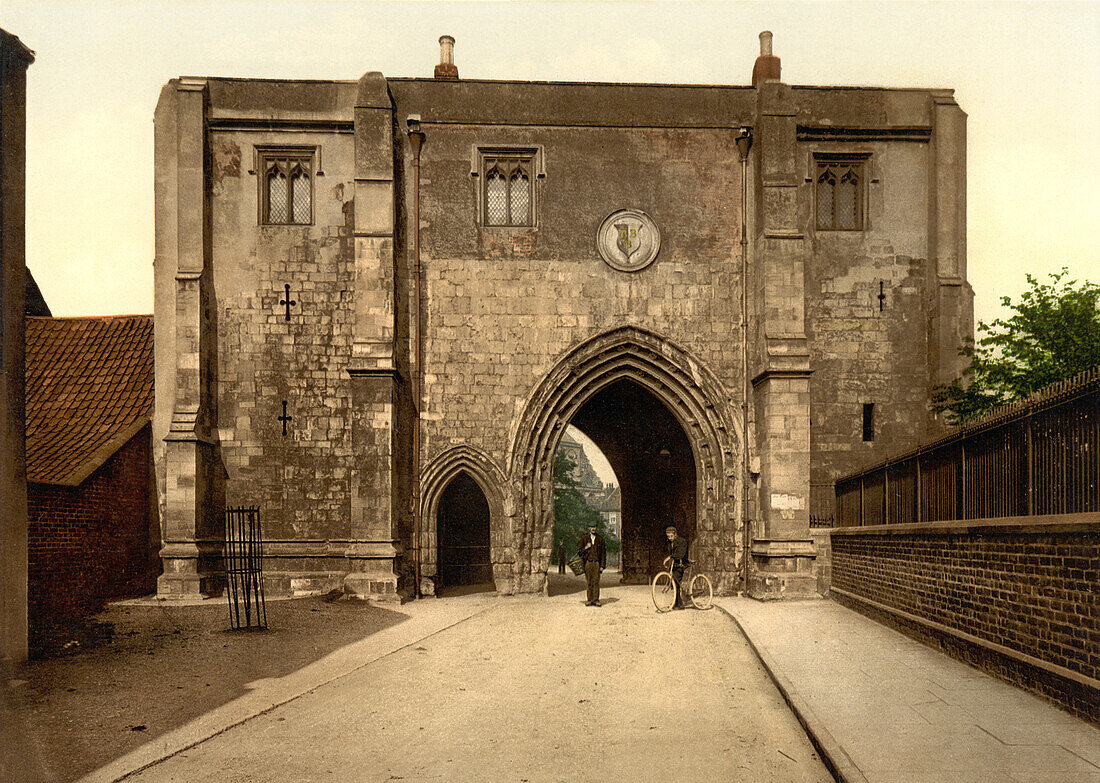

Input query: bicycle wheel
[651,571,677,613]
[688,573,713,610]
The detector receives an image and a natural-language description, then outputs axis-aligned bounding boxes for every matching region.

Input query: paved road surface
[127,579,831,782]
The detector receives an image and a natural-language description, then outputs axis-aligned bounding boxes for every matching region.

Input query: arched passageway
[506,326,744,596]
[570,379,696,583]
[436,472,493,589]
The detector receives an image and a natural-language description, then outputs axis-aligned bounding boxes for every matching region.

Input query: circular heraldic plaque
[597,209,661,272]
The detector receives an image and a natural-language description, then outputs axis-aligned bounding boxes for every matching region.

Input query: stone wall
[415,124,745,471]
[27,428,159,653]
[809,526,832,595]
[404,112,750,593]
[830,516,1099,723]
[152,73,973,599]
[1,27,33,668]
[796,91,971,520]
[209,130,358,588]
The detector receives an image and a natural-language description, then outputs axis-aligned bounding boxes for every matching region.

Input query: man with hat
[578,523,606,606]
[665,526,689,609]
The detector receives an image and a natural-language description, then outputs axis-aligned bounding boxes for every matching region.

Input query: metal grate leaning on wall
[835,366,1100,526]
[225,506,268,629]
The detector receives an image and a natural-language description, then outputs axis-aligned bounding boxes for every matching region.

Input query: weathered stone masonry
[153,37,972,601]
[1,28,34,667]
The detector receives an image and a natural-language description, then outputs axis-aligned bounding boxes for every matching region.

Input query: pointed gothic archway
[505,327,744,596]
[567,379,697,583]
[419,446,505,595]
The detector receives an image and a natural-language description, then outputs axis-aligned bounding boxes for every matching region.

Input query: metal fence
[225,506,268,629]
[835,367,1100,526]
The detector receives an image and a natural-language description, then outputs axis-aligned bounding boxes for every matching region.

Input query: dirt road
[125,576,831,783]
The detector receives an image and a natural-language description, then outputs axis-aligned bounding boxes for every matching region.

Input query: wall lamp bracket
[735,126,753,160]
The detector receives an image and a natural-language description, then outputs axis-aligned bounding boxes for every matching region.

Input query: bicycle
[651,557,713,612]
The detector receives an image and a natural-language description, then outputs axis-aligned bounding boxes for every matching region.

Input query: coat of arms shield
[597,209,661,272]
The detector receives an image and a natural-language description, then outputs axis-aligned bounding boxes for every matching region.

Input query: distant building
[556,430,605,495]
[555,430,621,540]
[588,485,622,539]
[24,315,159,651]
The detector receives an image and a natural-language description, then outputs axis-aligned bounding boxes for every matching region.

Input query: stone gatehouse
[153,33,972,601]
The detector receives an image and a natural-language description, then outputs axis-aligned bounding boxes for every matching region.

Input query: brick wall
[27,426,158,647]
[830,517,1099,722]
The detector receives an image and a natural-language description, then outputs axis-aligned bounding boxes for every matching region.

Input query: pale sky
[4,1,1098,329]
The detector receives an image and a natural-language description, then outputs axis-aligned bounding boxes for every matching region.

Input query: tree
[933,268,1100,424]
[552,451,621,559]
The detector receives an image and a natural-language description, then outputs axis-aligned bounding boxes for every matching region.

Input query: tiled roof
[25,315,154,485]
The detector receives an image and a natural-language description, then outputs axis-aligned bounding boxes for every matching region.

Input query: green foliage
[552,450,621,559]
[933,268,1100,424]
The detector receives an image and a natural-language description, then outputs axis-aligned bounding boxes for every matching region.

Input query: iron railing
[836,367,1100,526]
[225,506,268,629]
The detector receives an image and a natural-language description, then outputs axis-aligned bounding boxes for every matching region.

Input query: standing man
[578,523,606,607]
[665,526,689,609]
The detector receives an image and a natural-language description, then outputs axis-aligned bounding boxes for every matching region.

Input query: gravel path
[126,578,831,783]
[2,596,406,782]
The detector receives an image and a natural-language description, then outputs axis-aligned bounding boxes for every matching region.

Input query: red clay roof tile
[25,315,153,485]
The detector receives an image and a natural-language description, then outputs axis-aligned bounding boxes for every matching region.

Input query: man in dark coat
[578,524,606,606]
[666,526,689,609]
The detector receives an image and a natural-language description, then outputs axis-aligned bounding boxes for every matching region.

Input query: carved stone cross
[280,284,297,321]
[277,400,292,436]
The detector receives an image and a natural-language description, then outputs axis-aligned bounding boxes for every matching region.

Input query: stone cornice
[796,125,932,143]
[207,117,353,133]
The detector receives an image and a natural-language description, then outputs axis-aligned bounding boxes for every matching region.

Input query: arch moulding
[504,326,745,596]
[418,445,508,596]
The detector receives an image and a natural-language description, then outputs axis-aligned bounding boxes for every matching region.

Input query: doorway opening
[568,379,696,584]
[436,472,494,592]
[552,428,621,574]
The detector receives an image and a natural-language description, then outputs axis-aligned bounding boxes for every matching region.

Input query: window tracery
[480,152,535,227]
[259,150,313,225]
[815,160,864,231]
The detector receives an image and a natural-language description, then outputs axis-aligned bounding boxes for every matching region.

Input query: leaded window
[260,150,313,225]
[816,160,864,231]
[481,153,534,226]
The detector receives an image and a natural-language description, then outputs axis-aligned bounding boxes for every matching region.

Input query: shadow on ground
[547,569,626,597]
[2,596,407,783]
[434,582,497,598]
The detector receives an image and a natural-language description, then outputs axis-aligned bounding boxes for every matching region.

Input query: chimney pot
[759,31,773,57]
[752,30,781,86]
[435,35,459,80]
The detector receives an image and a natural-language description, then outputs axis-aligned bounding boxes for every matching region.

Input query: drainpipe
[735,126,753,591]
[407,115,426,599]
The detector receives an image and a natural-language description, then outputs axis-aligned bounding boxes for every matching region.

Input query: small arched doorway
[436,472,493,589]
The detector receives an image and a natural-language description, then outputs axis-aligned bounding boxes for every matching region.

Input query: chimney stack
[434,35,458,80]
[751,31,781,86]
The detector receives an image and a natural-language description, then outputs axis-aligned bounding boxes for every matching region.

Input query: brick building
[25,315,159,647]
[153,33,972,601]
